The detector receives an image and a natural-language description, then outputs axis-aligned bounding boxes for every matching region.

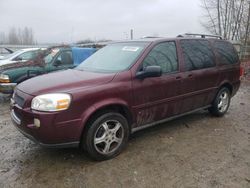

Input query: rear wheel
[83,112,129,161]
[209,87,231,117]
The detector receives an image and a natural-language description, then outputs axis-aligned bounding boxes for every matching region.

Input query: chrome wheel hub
[218,91,229,113]
[94,120,124,154]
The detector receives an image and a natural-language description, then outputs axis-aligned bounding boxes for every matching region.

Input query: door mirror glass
[136,66,162,79]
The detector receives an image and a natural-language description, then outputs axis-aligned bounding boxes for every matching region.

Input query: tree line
[201,0,250,45]
[0,27,36,45]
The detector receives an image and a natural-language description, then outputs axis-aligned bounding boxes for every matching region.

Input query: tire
[82,112,129,161]
[209,87,231,117]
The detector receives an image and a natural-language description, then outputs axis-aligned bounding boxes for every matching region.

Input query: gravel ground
[0,82,249,188]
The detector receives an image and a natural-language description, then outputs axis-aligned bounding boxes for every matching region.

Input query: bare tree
[0,32,6,44]
[22,27,34,45]
[2,26,36,45]
[8,27,20,44]
[201,0,249,42]
[244,4,250,44]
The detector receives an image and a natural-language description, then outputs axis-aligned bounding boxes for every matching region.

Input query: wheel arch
[79,101,133,147]
[218,82,233,94]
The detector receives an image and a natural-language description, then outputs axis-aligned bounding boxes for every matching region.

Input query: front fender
[78,98,132,137]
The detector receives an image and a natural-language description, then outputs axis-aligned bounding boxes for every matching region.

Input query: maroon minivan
[10,35,242,160]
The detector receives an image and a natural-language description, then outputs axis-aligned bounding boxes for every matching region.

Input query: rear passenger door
[179,39,219,112]
[132,41,183,126]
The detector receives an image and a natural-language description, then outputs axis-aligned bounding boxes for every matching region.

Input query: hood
[0,60,43,72]
[0,59,15,66]
[17,69,116,96]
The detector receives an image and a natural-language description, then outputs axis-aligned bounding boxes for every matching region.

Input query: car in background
[0,48,44,65]
[0,46,96,94]
[0,47,14,59]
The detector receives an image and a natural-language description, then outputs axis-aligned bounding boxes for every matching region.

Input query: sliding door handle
[175,76,182,80]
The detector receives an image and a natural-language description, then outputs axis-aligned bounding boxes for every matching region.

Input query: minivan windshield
[76,42,148,73]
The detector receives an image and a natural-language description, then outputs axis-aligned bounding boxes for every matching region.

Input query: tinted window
[214,41,238,64]
[142,42,178,73]
[55,51,73,65]
[180,40,215,71]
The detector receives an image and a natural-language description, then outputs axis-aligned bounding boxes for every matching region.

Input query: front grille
[13,92,25,108]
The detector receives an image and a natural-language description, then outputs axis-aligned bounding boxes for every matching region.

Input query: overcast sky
[0,0,206,44]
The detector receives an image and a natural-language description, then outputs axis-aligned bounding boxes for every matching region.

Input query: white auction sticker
[122,46,140,52]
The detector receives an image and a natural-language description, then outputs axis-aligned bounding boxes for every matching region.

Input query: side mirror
[136,66,162,79]
[54,60,62,66]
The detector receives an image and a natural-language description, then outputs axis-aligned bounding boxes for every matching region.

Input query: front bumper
[0,83,16,94]
[10,91,83,148]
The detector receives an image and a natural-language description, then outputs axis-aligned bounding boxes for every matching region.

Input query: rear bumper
[0,83,16,94]
[232,80,241,97]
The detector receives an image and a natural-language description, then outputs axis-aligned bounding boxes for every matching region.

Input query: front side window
[142,42,178,73]
[214,41,239,65]
[54,51,73,65]
[76,42,148,73]
[180,40,215,71]
[44,48,60,64]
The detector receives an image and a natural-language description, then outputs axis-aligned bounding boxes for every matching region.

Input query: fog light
[34,118,40,128]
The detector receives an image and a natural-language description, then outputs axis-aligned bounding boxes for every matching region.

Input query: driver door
[132,41,182,127]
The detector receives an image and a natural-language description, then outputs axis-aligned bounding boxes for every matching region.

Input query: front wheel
[209,87,231,117]
[83,112,129,161]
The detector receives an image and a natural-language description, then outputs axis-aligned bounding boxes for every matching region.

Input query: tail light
[240,64,244,77]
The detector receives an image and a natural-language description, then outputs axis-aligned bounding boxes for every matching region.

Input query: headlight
[31,93,71,112]
[0,74,10,83]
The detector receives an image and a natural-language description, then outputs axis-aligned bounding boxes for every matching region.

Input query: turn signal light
[0,79,10,83]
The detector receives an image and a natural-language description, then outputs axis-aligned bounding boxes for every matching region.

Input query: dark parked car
[0,46,96,94]
[10,35,243,160]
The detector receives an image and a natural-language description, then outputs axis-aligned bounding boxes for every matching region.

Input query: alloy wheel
[94,120,124,154]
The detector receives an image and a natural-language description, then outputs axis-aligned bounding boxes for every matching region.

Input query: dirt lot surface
[0,82,250,188]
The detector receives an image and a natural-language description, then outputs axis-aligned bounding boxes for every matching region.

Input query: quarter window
[180,40,215,71]
[214,41,239,64]
[142,42,178,73]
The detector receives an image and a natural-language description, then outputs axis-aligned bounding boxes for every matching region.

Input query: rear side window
[214,41,239,64]
[180,40,215,71]
[142,42,178,74]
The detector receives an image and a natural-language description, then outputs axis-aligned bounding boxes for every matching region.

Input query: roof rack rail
[142,36,162,39]
[179,33,222,39]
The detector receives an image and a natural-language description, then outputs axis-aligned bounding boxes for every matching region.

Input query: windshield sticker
[122,46,140,52]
